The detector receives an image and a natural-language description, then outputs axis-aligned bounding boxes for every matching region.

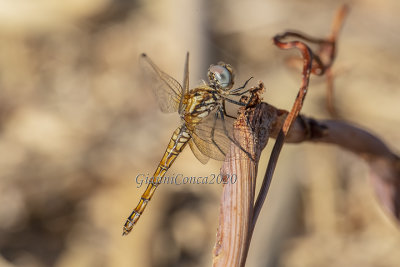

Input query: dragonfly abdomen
[123,126,190,235]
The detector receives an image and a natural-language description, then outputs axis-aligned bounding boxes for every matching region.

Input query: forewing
[191,108,237,161]
[179,52,189,114]
[140,54,182,113]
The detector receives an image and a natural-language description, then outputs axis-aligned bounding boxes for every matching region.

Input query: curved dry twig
[252,4,350,232]
[275,112,400,220]
[251,32,313,232]
[280,5,349,116]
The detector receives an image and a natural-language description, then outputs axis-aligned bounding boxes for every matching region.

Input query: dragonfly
[123,53,253,235]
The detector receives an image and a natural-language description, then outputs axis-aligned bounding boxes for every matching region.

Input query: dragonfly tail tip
[122,227,132,236]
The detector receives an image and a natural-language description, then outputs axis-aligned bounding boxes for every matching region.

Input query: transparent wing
[179,52,189,114]
[140,53,183,113]
[191,108,237,161]
[188,139,209,164]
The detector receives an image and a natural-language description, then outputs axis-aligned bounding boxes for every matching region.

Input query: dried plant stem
[212,93,275,267]
[280,115,400,219]
[212,101,400,266]
[213,130,256,267]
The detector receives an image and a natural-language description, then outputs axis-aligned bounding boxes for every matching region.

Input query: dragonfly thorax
[182,87,220,129]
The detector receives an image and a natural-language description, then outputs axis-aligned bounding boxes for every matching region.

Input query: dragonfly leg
[222,99,238,119]
[222,77,254,118]
[230,77,253,94]
[217,108,254,161]
[231,89,251,96]
[210,112,227,157]
[224,97,247,107]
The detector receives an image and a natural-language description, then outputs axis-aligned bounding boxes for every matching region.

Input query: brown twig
[281,5,349,116]
[250,27,314,235]
[274,111,400,220]
[325,5,349,116]
[252,4,350,233]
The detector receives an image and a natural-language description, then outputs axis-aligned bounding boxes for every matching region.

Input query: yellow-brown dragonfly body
[123,53,250,235]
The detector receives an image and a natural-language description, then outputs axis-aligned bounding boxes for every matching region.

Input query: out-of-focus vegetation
[0,1,399,267]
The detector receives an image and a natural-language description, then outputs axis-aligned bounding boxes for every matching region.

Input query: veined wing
[188,139,210,164]
[180,52,189,114]
[140,53,183,113]
[190,107,237,161]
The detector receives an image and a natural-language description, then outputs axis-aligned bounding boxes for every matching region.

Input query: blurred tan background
[0,0,399,267]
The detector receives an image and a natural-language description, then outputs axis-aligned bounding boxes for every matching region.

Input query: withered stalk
[212,86,274,267]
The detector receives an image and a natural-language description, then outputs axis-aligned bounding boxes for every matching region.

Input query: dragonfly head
[208,62,235,91]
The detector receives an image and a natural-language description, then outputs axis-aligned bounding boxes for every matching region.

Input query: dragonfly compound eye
[208,64,234,90]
